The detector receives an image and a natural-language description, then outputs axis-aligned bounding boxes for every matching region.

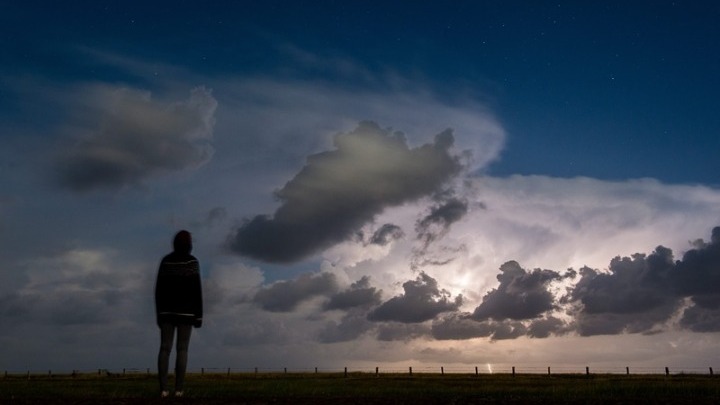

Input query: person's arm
[193,263,203,328]
[154,264,163,327]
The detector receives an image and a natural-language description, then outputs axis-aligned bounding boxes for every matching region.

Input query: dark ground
[1,372,719,404]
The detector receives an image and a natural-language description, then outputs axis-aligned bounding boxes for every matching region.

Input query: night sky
[1,1,720,372]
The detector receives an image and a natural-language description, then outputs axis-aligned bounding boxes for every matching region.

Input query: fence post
[441,366,444,376]
[665,367,669,376]
[475,366,478,377]
[626,367,630,375]
[547,367,551,376]
[409,367,413,376]
[344,367,347,378]
[376,367,379,377]
[284,367,287,374]
[586,366,590,376]
[227,367,231,377]
[710,367,714,376]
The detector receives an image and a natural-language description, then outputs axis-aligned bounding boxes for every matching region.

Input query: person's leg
[174,324,193,393]
[157,323,176,394]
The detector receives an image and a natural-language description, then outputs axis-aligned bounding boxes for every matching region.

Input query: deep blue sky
[4,1,719,184]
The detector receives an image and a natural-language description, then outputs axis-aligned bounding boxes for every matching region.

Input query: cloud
[252,272,338,312]
[411,196,470,271]
[472,261,563,321]
[376,323,430,341]
[228,121,463,263]
[563,230,720,336]
[0,248,150,327]
[318,310,375,343]
[369,224,405,246]
[673,227,720,331]
[323,276,382,311]
[56,86,217,191]
[430,313,539,341]
[673,227,720,303]
[416,197,469,248]
[527,316,569,338]
[367,272,462,323]
[431,313,494,340]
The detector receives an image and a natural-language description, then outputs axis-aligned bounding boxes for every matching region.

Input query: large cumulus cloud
[228,121,463,263]
[367,272,462,323]
[56,86,217,191]
[472,261,564,321]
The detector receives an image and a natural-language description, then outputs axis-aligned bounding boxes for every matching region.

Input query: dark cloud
[673,226,720,331]
[431,312,566,341]
[552,227,720,335]
[565,247,680,336]
[431,313,494,340]
[472,261,562,321]
[673,227,720,302]
[369,224,405,246]
[56,87,217,192]
[679,306,720,332]
[323,276,382,311]
[411,197,468,271]
[228,121,463,263]
[376,323,430,341]
[253,272,338,312]
[527,316,569,338]
[367,272,462,323]
[490,321,528,340]
[416,197,468,248]
[318,310,375,343]
[205,207,227,226]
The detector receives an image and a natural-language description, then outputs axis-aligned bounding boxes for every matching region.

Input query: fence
[2,365,717,379]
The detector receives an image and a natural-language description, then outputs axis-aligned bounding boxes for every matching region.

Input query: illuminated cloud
[228,121,462,263]
[367,272,463,323]
[472,261,563,321]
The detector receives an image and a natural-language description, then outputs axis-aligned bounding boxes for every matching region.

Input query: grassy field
[1,371,719,404]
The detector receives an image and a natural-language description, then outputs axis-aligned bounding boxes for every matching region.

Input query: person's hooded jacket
[154,230,203,328]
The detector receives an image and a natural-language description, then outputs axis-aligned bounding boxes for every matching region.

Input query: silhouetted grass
[1,372,719,404]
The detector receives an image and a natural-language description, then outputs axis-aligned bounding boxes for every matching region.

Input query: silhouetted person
[155,230,203,398]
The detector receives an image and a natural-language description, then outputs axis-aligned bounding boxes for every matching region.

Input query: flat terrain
[1,372,719,404]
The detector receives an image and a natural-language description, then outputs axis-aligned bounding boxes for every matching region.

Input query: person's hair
[173,230,192,254]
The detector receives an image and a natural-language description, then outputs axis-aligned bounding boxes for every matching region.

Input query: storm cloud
[324,276,382,311]
[253,272,338,312]
[367,272,462,323]
[416,197,468,248]
[558,226,720,335]
[228,121,463,263]
[56,86,217,191]
[472,261,563,321]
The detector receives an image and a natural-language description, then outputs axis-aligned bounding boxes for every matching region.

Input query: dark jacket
[154,252,203,327]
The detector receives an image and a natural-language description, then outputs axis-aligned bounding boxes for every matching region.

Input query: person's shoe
[175,391,184,397]
[161,390,170,398]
